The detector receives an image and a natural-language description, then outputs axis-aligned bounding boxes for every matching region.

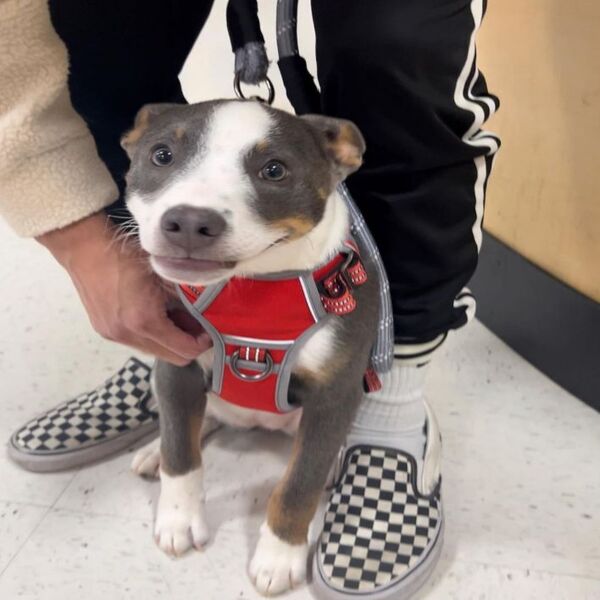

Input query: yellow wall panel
[478,0,600,301]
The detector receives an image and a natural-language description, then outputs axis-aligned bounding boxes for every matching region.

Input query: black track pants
[49,0,499,344]
[312,0,500,343]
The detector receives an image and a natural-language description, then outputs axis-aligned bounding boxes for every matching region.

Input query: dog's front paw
[249,522,308,596]
[131,438,161,478]
[154,503,209,557]
[154,469,210,557]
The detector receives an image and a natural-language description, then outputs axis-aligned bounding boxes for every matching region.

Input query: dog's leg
[131,415,221,479]
[249,384,362,596]
[152,360,210,556]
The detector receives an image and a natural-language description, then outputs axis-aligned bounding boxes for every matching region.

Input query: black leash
[226,0,319,112]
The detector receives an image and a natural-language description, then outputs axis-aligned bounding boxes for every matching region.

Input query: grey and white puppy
[123,100,379,596]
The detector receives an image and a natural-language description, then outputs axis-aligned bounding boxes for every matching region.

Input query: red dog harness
[178,240,380,414]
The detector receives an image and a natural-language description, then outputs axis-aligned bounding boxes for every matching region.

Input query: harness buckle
[338,252,356,290]
[318,250,369,316]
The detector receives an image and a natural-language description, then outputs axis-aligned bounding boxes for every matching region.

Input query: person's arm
[0,1,207,364]
[0,0,118,237]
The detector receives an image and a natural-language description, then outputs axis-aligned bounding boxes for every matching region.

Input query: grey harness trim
[338,184,394,372]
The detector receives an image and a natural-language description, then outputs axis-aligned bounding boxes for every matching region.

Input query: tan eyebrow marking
[269,216,315,240]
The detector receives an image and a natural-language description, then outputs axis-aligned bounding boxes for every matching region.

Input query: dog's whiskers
[107,223,143,254]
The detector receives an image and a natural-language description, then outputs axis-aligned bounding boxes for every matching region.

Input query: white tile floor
[1,1,599,598]
[1,220,599,600]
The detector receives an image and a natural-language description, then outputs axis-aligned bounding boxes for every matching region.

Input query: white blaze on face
[127,101,282,260]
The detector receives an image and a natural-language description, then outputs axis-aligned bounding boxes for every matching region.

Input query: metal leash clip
[234,73,275,105]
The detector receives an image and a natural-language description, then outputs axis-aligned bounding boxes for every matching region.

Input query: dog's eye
[260,160,287,181]
[151,145,174,167]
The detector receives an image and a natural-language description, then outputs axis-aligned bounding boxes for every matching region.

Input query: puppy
[123,100,379,596]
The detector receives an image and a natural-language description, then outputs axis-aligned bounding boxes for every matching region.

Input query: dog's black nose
[160,205,226,252]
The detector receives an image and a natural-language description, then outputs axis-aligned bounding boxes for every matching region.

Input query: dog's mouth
[150,236,290,284]
[151,255,237,284]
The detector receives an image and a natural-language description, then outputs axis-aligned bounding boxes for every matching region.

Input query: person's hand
[37,212,210,366]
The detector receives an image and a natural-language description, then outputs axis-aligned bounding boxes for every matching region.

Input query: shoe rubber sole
[7,420,159,473]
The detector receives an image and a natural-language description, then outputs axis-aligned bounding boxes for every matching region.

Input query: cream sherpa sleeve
[0,0,119,237]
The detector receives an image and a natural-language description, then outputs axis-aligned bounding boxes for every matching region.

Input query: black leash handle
[226,0,264,51]
[227,0,270,86]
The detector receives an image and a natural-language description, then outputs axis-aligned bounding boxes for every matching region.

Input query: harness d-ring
[234,73,275,105]
[230,349,274,381]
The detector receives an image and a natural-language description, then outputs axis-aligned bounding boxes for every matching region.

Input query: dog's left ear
[120,103,181,156]
[302,115,366,179]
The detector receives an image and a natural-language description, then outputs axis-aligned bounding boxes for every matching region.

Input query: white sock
[347,333,447,456]
[349,362,429,458]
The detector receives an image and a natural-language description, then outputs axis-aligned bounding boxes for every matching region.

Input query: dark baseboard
[470,232,599,412]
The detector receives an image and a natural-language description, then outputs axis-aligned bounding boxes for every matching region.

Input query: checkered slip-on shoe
[8,357,158,473]
[312,403,443,600]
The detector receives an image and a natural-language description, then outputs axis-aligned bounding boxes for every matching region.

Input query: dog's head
[122,100,365,285]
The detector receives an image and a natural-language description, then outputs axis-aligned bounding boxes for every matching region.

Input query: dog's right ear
[120,103,181,156]
[301,114,366,180]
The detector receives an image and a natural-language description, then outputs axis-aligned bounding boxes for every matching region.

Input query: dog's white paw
[154,504,210,557]
[131,438,161,478]
[154,468,210,557]
[249,522,308,596]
